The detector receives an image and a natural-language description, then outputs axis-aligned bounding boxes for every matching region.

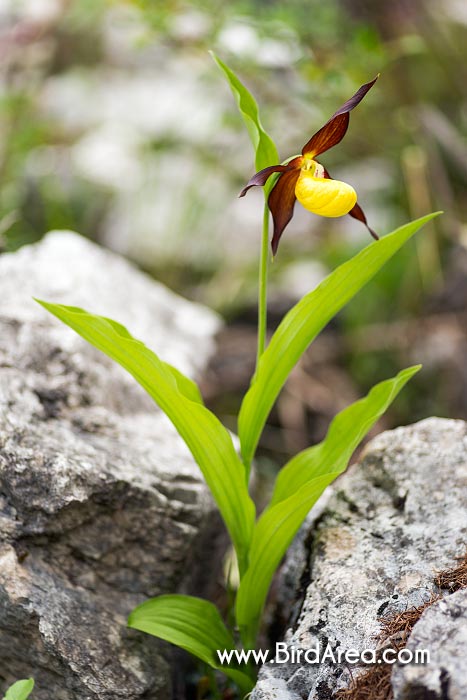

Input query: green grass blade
[236,365,422,642]
[238,212,442,466]
[129,595,254,694]
[4,680,34,700]
[36,302,255,568]
[270,365,421,506]
[210,51,279,172]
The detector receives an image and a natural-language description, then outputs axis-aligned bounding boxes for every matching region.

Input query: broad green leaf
[236,365,422,640]
[270,365,421,506]
[36,302,255,569]
[238,212,441,466]
[210,51,279,173]
[129,595,254,694]
[3,679,34,700]
[162,362,204,405]
[101,314,203,404]
[236,472,339,642]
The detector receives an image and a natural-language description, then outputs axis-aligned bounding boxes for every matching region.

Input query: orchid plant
[37,55,439,697]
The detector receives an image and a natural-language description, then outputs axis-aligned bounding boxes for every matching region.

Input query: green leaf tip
[4,679,35,700]
[210,50,279,172]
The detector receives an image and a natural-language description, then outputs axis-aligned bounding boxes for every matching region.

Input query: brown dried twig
[434,552,467,592]
[335,549,467,700]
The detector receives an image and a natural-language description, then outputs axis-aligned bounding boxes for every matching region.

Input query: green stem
[256,202,270,368]
[239,620,258,655]
[205,665,221,700]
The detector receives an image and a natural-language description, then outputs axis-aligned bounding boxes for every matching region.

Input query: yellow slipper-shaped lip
[295,169,357,218]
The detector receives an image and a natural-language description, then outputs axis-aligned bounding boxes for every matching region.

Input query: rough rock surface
[252,418,467,700]
[392,587,467,699]
[0,232,222,699]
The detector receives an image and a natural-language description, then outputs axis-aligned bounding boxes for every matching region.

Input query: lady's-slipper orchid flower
[240,76,379,255]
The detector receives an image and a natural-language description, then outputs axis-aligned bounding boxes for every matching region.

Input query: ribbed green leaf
[236,472,338,642]
[36,302,255,569]
[102,314,204,404]
[236,365,422,641]
[210,51,279,173]
[238,212,441,466]
[163,362,204,404]
[3,680,34,700]
[271,365,421,506]
[129,595,254,694]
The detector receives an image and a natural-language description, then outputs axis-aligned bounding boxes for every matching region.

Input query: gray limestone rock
[392,588,467,699]
[0,232,222,698]
[252,418,467,700]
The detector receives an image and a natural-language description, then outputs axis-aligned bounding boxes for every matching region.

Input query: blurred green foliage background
[2,0,467,463]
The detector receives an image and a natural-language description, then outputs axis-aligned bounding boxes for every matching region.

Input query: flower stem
[206,665,222,699]
[256,202,269,368]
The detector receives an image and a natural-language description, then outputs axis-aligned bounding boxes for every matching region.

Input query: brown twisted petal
[349,202,378,240]
[301,75,379,158]
[239,157,302,197]
[268,169,301,255]
[322,167,378,240]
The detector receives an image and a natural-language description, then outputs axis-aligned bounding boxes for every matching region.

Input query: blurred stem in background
[401,144,443,292]
[256,201,269,367]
